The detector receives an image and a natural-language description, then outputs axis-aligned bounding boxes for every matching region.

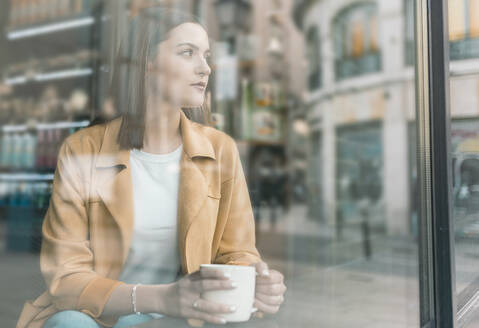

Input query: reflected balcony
[335,52,382,81]
[450,38,479,61]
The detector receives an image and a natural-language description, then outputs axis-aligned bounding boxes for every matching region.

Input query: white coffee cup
[200,264,257,322]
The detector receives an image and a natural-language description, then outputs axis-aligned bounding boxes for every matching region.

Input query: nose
[196,57,211,77]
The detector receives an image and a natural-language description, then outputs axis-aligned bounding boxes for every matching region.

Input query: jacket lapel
[95,111,216,274]
[177,153,209,274]
[95,118,134,265]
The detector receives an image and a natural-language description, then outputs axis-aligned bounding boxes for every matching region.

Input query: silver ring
[193,299,200,309]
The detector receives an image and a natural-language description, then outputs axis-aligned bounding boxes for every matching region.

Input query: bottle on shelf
[28,0,37,26]
[45,129,55,169]
[37,0,48,23]
[72,0,83,15]
[0,181,8,207]
[58,0,70,18]
[11,132,23,169]
[22,131,37,169]
[33,181,52,209]
[0,131,11,168]
[17,0,26,27]
[18,132,28,169]
[8,0,18,28]
[35,129,45,168]
[47,0,59,22]
[51,128,62,168]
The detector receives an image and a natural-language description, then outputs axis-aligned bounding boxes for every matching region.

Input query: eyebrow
[176,42,211,53]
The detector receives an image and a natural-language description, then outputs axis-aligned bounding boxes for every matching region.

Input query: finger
[187,318,205,327]
[199,268,231,280]
[254,298,280,315]
[192,279,237,293]
[252,311,264,319]
[256,283,287,296]
[192,298,237,314]
[256,270,284,284]
[255,293,284,306]
[252,261,270,277]
[185,309,227,325]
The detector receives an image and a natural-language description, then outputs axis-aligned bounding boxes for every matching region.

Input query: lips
[191,82,206,91]
[191,82,206,87]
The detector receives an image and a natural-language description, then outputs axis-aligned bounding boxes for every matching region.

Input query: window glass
[0,1,421,327]
[449,0,479,325]
[449,0,479,60]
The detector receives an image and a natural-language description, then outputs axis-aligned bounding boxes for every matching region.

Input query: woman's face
[148,22,212,109]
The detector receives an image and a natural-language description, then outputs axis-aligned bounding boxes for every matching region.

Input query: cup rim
[200,264,255,271]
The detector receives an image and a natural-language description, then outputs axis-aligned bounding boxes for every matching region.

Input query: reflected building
[293,0,479,237]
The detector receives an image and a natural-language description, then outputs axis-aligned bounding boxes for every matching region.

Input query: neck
[143,97,182,154]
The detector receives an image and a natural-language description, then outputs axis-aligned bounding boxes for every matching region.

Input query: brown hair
[111,7,212,150]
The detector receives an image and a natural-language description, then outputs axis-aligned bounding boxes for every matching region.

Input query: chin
[183,98,204,108]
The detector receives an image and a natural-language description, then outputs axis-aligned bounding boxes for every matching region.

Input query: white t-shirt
[118,143,183,317]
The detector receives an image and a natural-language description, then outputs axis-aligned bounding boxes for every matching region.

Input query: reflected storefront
[336,123,384,239]
[1,0,479,327]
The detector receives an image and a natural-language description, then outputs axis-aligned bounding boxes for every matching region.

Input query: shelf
[0,173,54,181]
[36,68,93,82]
[2,120,90,132]
[5,68,93,86]
[6,16,95,40]
[4,76,27,85]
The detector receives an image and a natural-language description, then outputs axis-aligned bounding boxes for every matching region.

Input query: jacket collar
[96,110,216,168]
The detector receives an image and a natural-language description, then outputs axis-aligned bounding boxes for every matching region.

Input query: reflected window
[193,0,201,18]
[449,0,479,60]
[333,2,381,80]
[405,0,415,66]
[305,26,321,90]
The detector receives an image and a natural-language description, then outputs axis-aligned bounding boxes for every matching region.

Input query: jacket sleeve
[40,139,123,327]
[214,139,262,266]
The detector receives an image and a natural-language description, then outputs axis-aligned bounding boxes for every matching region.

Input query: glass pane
[0,0,420,327]
[450,0,479,325]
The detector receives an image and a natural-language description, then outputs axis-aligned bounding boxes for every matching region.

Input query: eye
[181,49,193,56]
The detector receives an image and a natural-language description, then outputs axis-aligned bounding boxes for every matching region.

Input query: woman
[17,7,286,328]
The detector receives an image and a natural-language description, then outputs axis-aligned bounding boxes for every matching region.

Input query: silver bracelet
[132,283,142,315]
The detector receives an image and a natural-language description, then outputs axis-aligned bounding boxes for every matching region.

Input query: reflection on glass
[449,0,479,60]
[1,0,421,327]
[450,0,479,292]
[449,0,479,326]
[333,2,381,80]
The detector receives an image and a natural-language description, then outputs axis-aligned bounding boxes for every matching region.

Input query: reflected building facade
[294,0,479,238]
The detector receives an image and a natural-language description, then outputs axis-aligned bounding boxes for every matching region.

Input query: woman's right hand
[160,268,238,325]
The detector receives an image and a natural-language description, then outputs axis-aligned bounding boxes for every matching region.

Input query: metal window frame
[415,0,456,327]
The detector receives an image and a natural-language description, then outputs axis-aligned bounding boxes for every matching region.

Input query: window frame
[305,25,322,90]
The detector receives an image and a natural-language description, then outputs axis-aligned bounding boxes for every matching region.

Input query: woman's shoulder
[193,123,239,158]
[61,118,115,156]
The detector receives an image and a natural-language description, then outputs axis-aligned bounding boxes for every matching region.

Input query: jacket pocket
[208,193,221,200]
[208,186,221,200]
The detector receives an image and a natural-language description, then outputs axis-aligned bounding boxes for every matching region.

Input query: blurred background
[1,0,479,327]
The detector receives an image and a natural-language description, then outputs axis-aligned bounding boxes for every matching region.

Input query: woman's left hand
[250,261,286,315]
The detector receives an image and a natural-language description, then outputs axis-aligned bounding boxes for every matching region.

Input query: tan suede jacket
[17,110,261,328]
